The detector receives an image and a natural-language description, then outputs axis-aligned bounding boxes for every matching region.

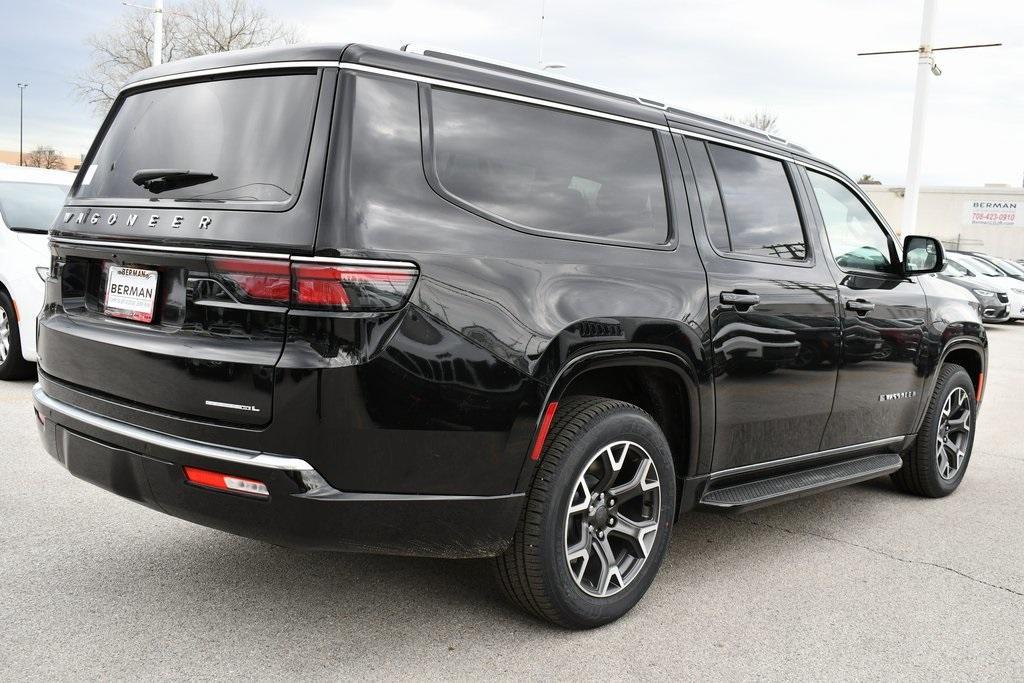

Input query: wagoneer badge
[62,211,212,230]
[879,391,917,402]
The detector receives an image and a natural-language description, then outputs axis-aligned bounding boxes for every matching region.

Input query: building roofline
[862,185,1024,195]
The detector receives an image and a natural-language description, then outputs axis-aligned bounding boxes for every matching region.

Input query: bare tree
[857,174,882,185]
[74,0,299,115]
[727,109,780,134]
[25,146,66,170]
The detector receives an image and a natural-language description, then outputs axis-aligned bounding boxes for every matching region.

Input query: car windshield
[0,181,70,233]
[74,73,319,204]
[957,254,1003,277]
[993,257,1024,276]
[942,259,969,276]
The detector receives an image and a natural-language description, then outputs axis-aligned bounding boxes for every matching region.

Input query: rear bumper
[33,384,523,558]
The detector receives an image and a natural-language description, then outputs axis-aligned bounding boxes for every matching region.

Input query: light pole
[858,0,1000,233]
[123,0,164,66]
[16,83,28,166]
[900,0,938,236]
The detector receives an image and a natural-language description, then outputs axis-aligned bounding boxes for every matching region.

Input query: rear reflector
[530,402,559,461]
[976,372,984,402]
[211,257,418,311]
[183,466,269,497]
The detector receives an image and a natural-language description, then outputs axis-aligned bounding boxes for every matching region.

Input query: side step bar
[699,453,904,512]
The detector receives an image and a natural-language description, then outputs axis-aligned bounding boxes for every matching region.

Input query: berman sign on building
[963,199,1023,227]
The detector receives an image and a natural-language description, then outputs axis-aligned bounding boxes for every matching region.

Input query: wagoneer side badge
[205,400,261,413]
[63,211,212,230]
[879,391,917,402]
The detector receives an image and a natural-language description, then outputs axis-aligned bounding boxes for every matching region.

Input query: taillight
[212,258,291,304]
[210,256,418,311]
[292,260,418,311]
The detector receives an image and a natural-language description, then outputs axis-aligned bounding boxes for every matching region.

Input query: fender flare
[513,347,711,492]
[910,337,987,436]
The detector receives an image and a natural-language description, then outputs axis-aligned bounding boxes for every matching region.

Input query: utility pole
[123,0,164,66]
[858,0,1000,233]
[16,83,27,166]
[900,0,937,236]
[153,0,163,66]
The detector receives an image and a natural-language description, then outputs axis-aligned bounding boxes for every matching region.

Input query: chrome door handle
[846,299,875,314]
[721,291,760,308]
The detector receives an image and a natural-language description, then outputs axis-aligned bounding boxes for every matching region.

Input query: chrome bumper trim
[32,384,316,472]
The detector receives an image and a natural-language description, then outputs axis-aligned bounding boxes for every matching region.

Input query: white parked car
[946,253,1024,321]
[0,164,74,379]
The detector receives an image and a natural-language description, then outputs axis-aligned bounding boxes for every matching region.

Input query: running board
[699,453,904,512]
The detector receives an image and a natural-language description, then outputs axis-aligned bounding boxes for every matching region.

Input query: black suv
[34,44,987,628]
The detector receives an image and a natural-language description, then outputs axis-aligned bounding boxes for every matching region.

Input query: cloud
[3,0,1020,185]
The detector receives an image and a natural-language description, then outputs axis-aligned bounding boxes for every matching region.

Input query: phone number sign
[963,199,1023,227]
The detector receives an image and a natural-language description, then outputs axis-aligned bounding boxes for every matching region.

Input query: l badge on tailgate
[205,400,261,413]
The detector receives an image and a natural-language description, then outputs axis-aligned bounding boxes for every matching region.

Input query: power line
[857,1,1001,234]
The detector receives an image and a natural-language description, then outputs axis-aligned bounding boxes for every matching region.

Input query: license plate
[104,265,158,323]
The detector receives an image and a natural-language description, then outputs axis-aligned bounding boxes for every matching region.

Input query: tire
[0,291,34,381]
[494,396,676,629]
[892,364,976,497]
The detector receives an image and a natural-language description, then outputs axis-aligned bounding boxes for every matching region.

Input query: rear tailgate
[40,241,289,426]
[39,66,338,426]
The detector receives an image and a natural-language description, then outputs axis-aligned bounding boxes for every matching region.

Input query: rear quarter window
[74,72,320,206]
[426,88,669,246]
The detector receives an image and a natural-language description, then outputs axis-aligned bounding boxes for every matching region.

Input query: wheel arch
[515,348,708,513]
[909,338,987,441]
[943,345,984,400]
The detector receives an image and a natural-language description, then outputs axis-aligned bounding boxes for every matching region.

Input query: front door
[801,168,929,449]
[679,136,841,472]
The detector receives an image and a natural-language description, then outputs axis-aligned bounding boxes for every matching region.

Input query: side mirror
[903,235,944,276]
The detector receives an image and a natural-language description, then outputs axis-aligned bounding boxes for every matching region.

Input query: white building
[861,184,1024,259]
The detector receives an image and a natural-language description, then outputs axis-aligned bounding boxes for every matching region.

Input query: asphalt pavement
[2,326,1022,680]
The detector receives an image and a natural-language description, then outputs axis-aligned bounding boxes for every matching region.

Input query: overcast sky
[1,0,1021,186]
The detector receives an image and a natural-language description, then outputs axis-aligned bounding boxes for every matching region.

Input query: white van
[0,164,74,379]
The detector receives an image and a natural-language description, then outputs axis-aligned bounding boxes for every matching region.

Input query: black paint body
[34,44,987,557]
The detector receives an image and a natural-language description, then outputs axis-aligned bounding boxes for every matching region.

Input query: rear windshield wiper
[131,169,218,194]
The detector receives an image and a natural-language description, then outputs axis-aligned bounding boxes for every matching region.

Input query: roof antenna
[538,1,567,71]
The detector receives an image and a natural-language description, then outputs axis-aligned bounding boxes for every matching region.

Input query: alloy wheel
[0,306,9,364]
[563,440,661,598]
[936,386,971,480]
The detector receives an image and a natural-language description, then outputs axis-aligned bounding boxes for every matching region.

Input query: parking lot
[1,327,1021,680]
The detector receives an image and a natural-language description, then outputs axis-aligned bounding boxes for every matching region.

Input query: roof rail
[400,43,804,153]
[400,43,644,106]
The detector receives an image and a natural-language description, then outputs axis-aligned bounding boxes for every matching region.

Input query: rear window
[428,88,669,245]
[75,73,319,205]
[0,181,69,233]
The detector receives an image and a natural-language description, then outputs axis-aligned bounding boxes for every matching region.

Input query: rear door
[39,67,336,426]
[800,168,929,448]
[678,135,840,472]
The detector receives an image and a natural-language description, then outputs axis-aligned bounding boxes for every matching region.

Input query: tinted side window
[684,138,730,252]
[808,171,897,274]
[707,143,806,260]
[430,88,668,244]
